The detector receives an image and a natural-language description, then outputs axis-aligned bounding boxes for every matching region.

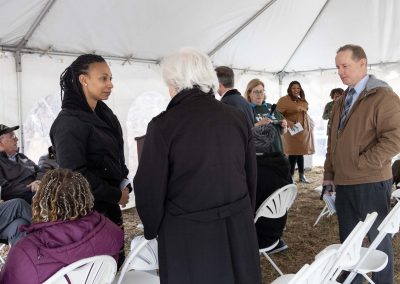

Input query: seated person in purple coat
[0,124,44,203]
[0,168,124,284]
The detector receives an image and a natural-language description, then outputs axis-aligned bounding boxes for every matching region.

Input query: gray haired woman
[134,48,261,284]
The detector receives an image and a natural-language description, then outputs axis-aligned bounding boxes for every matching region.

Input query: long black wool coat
[134,88,261,284]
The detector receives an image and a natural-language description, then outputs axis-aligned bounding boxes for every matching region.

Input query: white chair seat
[355,247,388,273]
[113,271,159,284]
[318,244,388,272]
[316,244,340,258]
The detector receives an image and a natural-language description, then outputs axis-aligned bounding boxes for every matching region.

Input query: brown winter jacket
[324,75,400,185]
[276,95,314,155]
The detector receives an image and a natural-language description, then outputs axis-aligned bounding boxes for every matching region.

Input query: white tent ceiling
[1,0,400,73]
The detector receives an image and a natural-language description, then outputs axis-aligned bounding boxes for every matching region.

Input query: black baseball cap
[0,124,19,136]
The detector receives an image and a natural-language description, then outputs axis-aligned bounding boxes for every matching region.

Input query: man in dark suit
[215,66,255,127]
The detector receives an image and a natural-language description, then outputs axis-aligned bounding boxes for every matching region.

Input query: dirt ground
[122,166,400,283]
[1,167,398,283]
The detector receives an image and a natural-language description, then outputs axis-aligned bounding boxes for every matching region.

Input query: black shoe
[267,239,288,255]
[299,174,311,184]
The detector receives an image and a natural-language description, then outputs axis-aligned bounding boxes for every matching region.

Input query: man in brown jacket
[323,44,400,284]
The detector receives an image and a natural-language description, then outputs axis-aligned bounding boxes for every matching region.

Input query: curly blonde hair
[32,168,94,223]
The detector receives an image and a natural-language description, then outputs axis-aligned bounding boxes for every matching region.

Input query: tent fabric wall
[3,51,400,174]
[0,54,18,125]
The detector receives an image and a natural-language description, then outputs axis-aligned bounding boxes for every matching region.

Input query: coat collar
[167,87,214,110]
[61,102,116,131]
[223,89,240,98]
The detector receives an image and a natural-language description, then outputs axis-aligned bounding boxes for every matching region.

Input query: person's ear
[360,58,367,68]
[79,74,88,87]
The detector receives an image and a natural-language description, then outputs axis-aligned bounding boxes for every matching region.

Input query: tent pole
[277,71,286,97]
[208,0,278,57]
[280,0,330,72]
[15,51,24,153]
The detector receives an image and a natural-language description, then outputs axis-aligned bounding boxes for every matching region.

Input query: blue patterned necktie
[339,88,356,130]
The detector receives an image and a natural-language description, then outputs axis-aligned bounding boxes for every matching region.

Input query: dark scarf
[61,89,119,137]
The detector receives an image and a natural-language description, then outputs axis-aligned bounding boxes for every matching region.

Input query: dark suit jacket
[221,89,255,127]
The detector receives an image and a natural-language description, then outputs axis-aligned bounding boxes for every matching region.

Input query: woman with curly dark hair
[0,168,123,284]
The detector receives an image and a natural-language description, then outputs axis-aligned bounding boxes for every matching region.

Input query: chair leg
[343,271,358,284]
[262,252,284,276]
[314,205,329,226]
[361,272,375,284]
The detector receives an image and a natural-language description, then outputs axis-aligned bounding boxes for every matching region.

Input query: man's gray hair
[161,47,218,94]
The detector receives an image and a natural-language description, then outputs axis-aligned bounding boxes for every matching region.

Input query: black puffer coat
[50,90,130,221]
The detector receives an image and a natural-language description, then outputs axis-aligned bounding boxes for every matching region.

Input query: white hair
[161,47,218,94]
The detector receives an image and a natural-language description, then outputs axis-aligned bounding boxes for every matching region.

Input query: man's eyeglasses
[252,90,265,95]
[6,132,17,140]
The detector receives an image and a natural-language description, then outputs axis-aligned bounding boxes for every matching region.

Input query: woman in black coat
[133,48,261,284]
[50,54,130,267]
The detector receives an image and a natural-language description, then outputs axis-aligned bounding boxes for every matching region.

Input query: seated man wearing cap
[0,124,44,204]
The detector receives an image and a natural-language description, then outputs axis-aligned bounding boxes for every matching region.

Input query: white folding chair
[343,201,400,284]
[314,193,336,226]
[317,212,378,283]
[42,255,117,284]
[254,183,298,276]
[0,241,8,264]
[271,248,338,284]
[115,235,159,284]
[391,189,400,202]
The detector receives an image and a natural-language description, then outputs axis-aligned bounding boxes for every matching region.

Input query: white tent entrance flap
[1,0,400,176]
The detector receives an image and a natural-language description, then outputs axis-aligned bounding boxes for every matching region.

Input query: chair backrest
[129,235,158,270]
[391,189,400,201]
[342,203,400,284]
[116,235,158,284]
[254,183,297,222]
[322,194,336,214]
[377,200,400,235]
[0,240,8,264]
[325,212,378,282]
[42,255,117,284]
[293,249,338,284]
